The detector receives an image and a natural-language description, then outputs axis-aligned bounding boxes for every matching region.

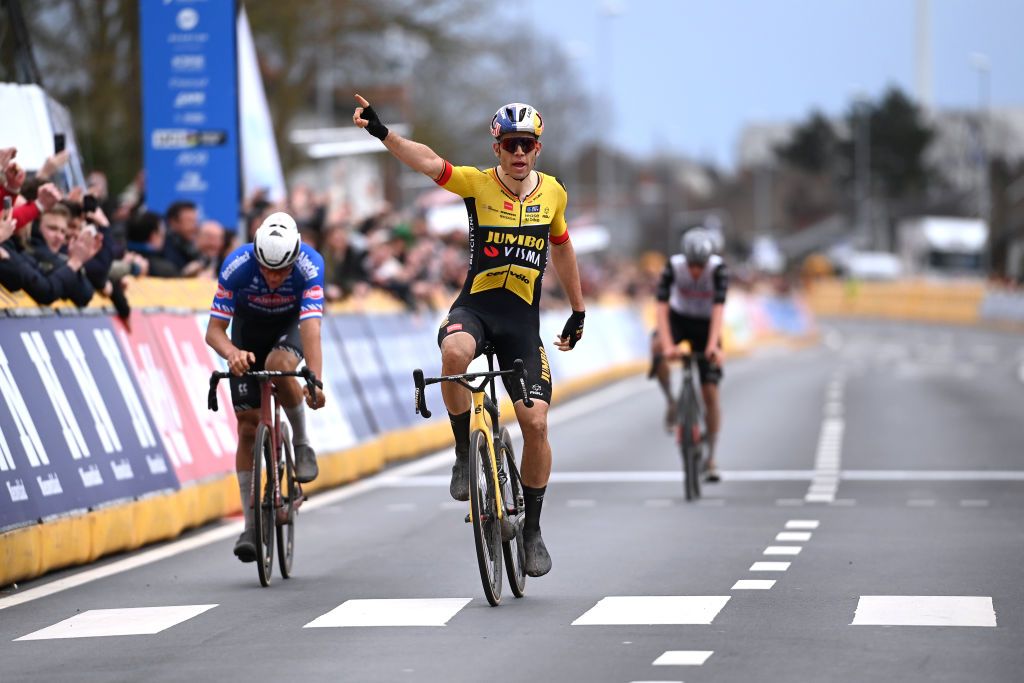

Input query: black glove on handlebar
[360,106,390,141]
[560,310,586,349]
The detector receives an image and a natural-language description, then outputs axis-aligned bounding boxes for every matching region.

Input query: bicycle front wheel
[277,424,296,579]
[252,423,276,586]
[469,429,503,606]
[679,388,701,502]
[498,428,526,598]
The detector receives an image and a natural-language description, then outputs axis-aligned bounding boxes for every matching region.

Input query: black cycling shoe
[294,444,318,483]
[233,529,256,563]
[523,527,552,577]
[450,449,469,502]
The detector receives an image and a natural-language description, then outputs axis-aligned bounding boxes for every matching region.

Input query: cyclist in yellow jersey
[353,95,586,577]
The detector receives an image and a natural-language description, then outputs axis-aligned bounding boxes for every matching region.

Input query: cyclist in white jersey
[653,228,728,482]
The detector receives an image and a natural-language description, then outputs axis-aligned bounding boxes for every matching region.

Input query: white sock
[284,403,309,446]
[237,470,254,530]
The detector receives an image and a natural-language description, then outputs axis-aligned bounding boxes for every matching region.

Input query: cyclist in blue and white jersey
[205,212,327,562]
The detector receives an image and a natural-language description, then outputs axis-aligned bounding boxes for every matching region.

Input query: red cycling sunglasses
[499,137,538,154]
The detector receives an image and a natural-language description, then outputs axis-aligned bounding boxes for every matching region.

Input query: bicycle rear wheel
[277,423,296,579]
[679,387,701,501]
[252,423,276,586]
[469,429,503,606]
[498,428,526,598]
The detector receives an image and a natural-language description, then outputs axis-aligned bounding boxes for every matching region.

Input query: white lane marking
[572,596,731,626]
[785,520,819,529]
[566,499,596,508]
[385,469,1024,486]
[764,546,802,556]
[644,499,674,508]
[776,499,805,506]
[386,503,417,512]
[776,532,812,542]
[907,499,937,507]
[732,580,776,590]
[304,598,472,628]
[851,596,996,627]
[652,650,714,666]
[15,605,217,640]
[806,414,845,503]
[750,562,791,572]
[960,499,990,507]
[0,376,650,611]
[805,493,834,503]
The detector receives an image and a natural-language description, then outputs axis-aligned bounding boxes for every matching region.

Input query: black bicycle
[676,351,708,501]
[413,346,530,606]
[208,367,321,586]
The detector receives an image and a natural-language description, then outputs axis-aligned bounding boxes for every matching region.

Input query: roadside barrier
[1,280,814,586]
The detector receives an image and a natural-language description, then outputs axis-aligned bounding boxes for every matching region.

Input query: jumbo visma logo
[485,231,546,266]
[470,264,540,305]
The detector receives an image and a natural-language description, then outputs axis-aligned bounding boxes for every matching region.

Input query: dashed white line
[960,499,990,507]
[732,579,776,590]
[763,546,802,556]
[750,562,791,572]
[851,596,996,627]
[572,596,731,626]
[775,499,805,507]
[785,520,819,529]
[776,532,812,542]
[652,650,714,666]
[15,605,218,640]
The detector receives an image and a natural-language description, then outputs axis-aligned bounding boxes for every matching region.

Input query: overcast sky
[522,0,1021,168]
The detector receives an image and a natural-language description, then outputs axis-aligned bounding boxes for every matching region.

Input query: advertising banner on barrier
[0,316,177,532]
[140,0,241,227]
[145,313,237,482]
[299,317,359,454]
[316,317,374,442]
[364,312,443,425]
[331,314,407,432]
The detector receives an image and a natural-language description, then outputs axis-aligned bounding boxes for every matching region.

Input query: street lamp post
[597,1,623,229]
[970,52,992,274]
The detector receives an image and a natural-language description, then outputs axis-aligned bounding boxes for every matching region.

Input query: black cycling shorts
[229,315,304,411]
[437,306,552,404]
[666,311,723,385]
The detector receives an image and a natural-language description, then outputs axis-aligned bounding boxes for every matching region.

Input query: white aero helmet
[490,102,544,139]
[681,227,714,266]
[254,211,301,269]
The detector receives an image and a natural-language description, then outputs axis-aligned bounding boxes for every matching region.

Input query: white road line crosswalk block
[653,650,714,666]
[304,598,472,628]
[572,596,730,626]
[785,520,819,529]
[15,605,217,640]
[764,546,802,556]
[750,562,790,572]
[732,580,776,590]
[776,532,812,542]
[851,596,996,627]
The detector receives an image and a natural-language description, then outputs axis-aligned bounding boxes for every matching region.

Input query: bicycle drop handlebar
[413,358,533,420]
[207,367,323,412]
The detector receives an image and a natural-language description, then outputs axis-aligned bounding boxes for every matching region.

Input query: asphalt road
[2,318,1022,683]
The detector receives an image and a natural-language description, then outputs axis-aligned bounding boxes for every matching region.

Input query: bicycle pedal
[464,513,472,523]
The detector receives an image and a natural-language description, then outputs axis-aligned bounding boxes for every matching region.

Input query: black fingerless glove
[360,106,390,141]
[560,310,586,349]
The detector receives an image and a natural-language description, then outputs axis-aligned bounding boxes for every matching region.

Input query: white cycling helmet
[681,228,714,266]
[254,211,301,269]
[490,102,544,139]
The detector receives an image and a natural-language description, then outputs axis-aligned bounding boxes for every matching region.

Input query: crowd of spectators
[1,145,654,316]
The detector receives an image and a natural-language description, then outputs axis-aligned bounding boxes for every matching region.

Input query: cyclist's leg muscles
[265,320,304,409]
[513,399,551,487]
[437,308,486,414]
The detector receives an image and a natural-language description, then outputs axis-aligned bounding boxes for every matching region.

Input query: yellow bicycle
[413,346,530,605]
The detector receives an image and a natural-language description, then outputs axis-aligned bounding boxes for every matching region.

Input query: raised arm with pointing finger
[352,94,445,180]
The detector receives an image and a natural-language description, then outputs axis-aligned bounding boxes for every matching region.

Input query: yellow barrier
[805,278,986,325]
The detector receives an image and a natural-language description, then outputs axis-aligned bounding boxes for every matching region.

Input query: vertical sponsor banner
[364,312,443,425]
[320,316,376,442]
[295,315,358,453]
[332,314,406,432]
[0,317,177,532]
[142,313,237,482]
[140,0,240,227]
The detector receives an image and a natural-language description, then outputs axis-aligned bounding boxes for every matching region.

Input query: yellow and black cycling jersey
[435,161,569,313]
